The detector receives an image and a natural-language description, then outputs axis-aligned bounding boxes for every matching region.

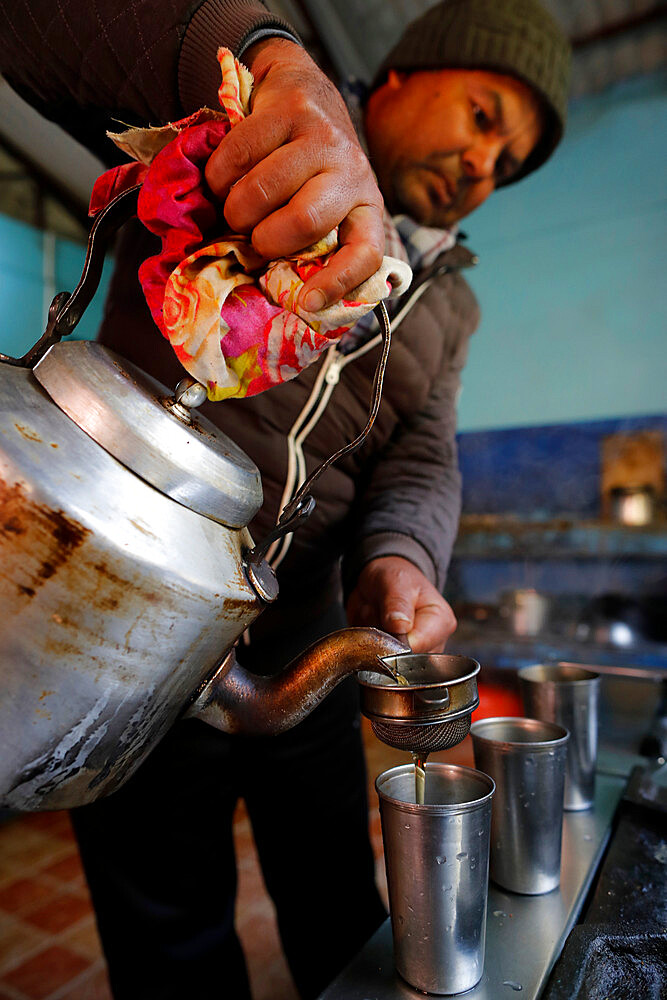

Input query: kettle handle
[0,185,141,369]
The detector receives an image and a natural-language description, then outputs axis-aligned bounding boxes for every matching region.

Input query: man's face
[364,68,544,226]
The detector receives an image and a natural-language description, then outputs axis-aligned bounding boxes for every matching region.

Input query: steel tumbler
[519,663,600,810]
[471,717,569,895]
[376,762,494,995]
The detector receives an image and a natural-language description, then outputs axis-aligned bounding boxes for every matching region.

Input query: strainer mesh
[370,714,471,753]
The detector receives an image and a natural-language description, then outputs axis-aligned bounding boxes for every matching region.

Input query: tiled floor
[0,684,520,1000]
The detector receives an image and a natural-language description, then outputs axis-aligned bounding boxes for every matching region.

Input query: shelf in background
[453,516,667,559]
[450,625,667,671]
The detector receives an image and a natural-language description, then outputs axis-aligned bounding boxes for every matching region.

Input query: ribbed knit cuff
[178,0,301,113]
[345,532,438,591]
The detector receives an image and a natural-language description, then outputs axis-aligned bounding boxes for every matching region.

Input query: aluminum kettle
[0,187,405,812]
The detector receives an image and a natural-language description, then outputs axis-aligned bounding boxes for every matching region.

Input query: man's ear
[386,69,406,90]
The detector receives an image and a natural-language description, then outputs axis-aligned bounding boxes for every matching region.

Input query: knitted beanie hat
[375,0,572,183]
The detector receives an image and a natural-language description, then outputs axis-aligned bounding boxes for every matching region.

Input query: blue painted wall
[0,214,112,359]
[458,414,667,518]
[452,414,667,606]
[457,73,667,432]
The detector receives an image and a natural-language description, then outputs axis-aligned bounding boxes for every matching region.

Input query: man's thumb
[382,606,414,634]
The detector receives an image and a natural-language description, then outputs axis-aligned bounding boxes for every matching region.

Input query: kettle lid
[33,341,262,529]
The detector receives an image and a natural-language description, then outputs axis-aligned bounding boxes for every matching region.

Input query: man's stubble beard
[390,173,457,228]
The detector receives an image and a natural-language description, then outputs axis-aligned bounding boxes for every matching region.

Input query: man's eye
[472,103,491,130]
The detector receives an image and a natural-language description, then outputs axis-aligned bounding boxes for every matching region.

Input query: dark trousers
[70,606,386,1000]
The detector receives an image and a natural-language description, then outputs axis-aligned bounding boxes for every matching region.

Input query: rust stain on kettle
[1,473,255,694]
[14,423,42,443]
[221,595,258,621]
[0,479,91,596]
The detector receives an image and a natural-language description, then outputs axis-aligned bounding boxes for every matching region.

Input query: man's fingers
[222,160,385,307]
[202,36,386,307]
[297,205,386,311]
[378,581,417,637]
[349,602,375,626]
[410,602,458,654]
[222,138,322,233]
[249,166,366,256]
[204,112,290,202]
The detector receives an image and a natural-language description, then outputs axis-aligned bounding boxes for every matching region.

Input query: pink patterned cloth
[90,49,411,400]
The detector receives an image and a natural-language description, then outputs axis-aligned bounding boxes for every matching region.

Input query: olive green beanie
[375,0,572,183]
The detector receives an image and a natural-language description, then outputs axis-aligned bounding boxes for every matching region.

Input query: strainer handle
[417,690,451,708]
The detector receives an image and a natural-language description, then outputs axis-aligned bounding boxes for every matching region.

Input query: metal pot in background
[575,593,645,649]
[499,588,551,637]
[609,485,656,526]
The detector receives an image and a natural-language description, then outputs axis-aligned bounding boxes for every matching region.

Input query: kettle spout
[186,627,408,735]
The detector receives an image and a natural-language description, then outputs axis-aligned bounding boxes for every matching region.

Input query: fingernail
[386,611,411,626]
[302,289,326,313]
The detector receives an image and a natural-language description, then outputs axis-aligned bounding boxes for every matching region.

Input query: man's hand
[346,557,457,654]
[204,38,385,312]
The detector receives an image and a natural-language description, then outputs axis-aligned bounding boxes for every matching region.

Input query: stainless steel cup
[518,663,601,810]
[471,717,569,895]
[376,762,494,995]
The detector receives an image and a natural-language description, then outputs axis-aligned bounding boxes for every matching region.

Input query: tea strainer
[358,654,480,754]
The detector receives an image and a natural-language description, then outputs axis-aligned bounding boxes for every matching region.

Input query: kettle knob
[174,378,208,408]
[164,377,208,423]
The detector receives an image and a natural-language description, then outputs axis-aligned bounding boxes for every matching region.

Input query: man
[0,1,570,998]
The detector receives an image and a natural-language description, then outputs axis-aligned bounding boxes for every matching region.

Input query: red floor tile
[20,813,74,842]
[40,853,85,885]
[57,962,112,1000]
[0,719,423,999]
[0,878,55,916]
[3,945,90,1000]
[59,917,104,962]
[23,893,91,934]
[0,913,45,976]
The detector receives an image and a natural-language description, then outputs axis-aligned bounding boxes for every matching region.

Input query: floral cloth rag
[89,49,412,400]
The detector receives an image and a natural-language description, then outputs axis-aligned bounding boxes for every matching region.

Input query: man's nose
[461,138,501,181]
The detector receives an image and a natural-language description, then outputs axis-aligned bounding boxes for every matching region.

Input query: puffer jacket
[95,223,479,621]
[0,0,481,643]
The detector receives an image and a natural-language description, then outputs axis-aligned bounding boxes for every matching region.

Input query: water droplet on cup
[456,851,467,861]
[436,856,446,864]
[503,981,522,992]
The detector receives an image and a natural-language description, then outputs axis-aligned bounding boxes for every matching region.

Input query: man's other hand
[204,38,385,313]
[346,557,457,654]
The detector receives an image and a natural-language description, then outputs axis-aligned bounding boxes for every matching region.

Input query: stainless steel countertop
[319,772,625,1000]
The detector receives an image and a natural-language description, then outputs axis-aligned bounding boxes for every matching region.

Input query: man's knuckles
[206,134,256,189]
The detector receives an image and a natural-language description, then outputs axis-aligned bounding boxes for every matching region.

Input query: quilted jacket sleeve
[0,1,298,161]
[344,272,479,593]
